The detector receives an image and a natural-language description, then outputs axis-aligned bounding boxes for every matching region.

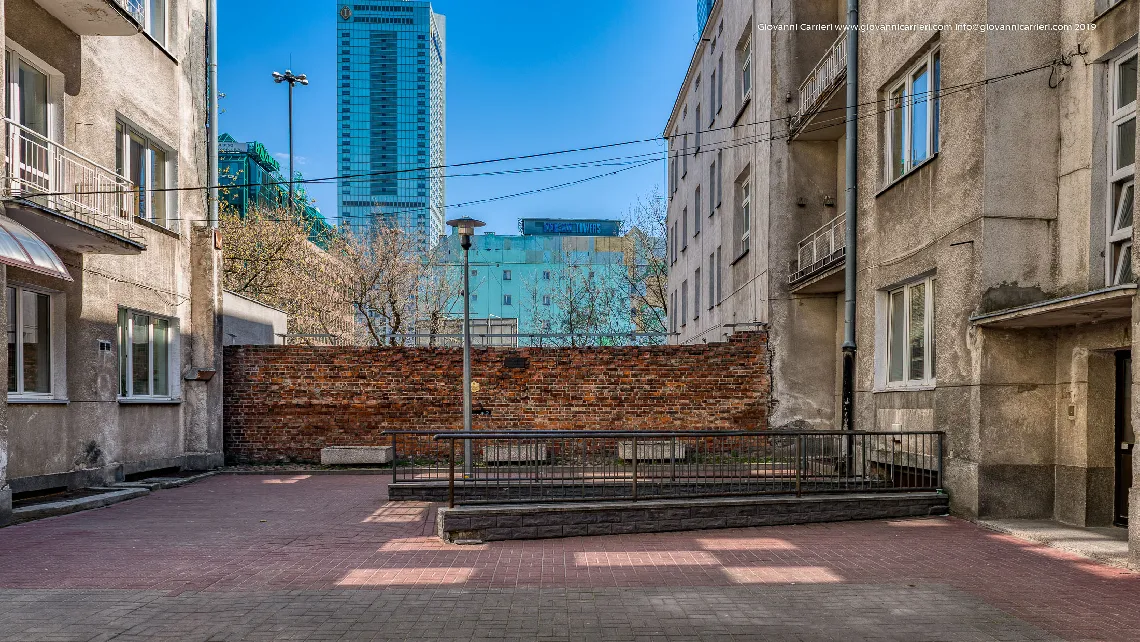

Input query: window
[543,295,551,306]
[670,222,677,264]
[6,50,50,138]
[883,277,937,386]
[118,309,174,399]
[716,246,723,303]
[682,207,688,250]
[503,269,512,281]
[708,253,715,309]
[670,133,678,196]
[694,267,701,319]
[7,286,51,396]
[1109,49,1137,285]
[740,38,752,102]
[886,48,941,182]
[695,105,702,149]
[682,132,689,176]
[716,150,723,207]
[670,291,677,332]
[717,54,724,113]
[471,269,478,276]
[709,70,717,121]
[681,280,688,327]
[542,270,551,281]
[116,121,173,227]
[739,179,751,254]
[709,160,717,216]
[503,295,513,306]
[144,0,168,48]
[471,294,478,302]
[694,186,702,235]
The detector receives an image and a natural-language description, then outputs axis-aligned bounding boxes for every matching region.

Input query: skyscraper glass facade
[697,0,714,33]
[336,1,446,245]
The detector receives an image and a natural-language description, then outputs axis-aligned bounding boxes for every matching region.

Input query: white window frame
[1107,48,1137,286]
[741,38,752,104]
[118,307,179,401]
[7,284,61,400]
[503,269,512,281]
[144,0,169,48]
[116,118,176,228]
[5,46,63,142]
[503,294,512,306]
[885,47,941,184]
[877,276,937,390]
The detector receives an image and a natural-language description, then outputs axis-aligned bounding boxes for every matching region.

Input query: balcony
[2,119,144,254]
[789,212,845,292]
[31,0,143,36]
[789,31,848,141]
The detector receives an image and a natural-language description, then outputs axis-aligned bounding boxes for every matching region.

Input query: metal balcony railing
[790,212,846,284]
[791,31,848,137]
[114,0,145,24]
[3,118,142,242]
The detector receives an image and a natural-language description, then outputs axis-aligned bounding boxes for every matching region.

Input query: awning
[0,216,72,281]
[969,285,1135,329]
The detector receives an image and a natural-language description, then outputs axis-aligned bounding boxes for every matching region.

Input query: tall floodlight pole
[272,69,308,215]
[447,217,486,477]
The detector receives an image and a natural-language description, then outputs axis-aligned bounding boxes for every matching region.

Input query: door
[1115,350,1133,526]
[5,51,51,193]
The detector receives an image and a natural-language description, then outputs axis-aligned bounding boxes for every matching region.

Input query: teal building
[435,219,664,345]
[218,133,334,246]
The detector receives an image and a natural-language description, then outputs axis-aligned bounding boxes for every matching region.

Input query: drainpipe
[840,0,858,432]
[207,0,219,229]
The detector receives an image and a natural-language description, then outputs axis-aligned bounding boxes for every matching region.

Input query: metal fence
[790,212,846,284]
[383,430,944,507]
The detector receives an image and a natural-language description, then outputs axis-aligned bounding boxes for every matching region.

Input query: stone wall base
[437,492,949,542]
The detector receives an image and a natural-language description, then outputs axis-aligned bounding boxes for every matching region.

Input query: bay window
[883,277,937,387]
[1108,49,1136,285]
[886,48,941,182]
[7,286,51,397]
[118,308,174,399]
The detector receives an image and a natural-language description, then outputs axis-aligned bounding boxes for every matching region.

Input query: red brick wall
[223,331,770,464]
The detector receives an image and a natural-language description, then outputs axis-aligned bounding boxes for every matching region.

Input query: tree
[329,224,422,346]
[621,187,669,338]
[522,250,629,347]
[219,205,354,345]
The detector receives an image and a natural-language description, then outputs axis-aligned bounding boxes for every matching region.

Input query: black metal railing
[404,430,944,507]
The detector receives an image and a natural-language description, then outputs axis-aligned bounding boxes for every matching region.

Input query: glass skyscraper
[336,1,446,245]
[697,0,714,33]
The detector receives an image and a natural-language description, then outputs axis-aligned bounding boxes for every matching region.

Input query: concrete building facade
[0,0,222,524]
[666,0,1140,562]
[434,219,664,346]
[336,0,446,244]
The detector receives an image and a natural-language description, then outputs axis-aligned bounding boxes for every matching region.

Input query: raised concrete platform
[977,518,1130,569]
[437,492,949,543]
[319,446,394,466]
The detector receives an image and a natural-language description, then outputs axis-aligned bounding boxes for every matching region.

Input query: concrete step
[12,488,150,523]
[438,492,949,543]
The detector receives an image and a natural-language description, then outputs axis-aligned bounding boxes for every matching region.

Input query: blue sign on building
[519,219,621,237]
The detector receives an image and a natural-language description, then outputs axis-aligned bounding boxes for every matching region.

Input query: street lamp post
[272,69,308,215]
[446,217,486,477]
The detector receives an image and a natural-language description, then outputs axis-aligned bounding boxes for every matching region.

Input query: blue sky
[218,1,698,235]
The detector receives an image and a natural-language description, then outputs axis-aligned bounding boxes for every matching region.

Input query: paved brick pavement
[0,474,1136,641]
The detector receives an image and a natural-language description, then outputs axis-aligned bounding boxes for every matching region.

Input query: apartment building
[0,0,222,524]
[667,0,1140,560]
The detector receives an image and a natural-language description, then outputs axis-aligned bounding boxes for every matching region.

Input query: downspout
[207,0,219,228]
[840,0,858,431]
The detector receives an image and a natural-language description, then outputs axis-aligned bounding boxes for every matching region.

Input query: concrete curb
[12,488,150,523]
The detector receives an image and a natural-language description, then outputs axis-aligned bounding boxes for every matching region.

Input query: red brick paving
[0,474,1137,640]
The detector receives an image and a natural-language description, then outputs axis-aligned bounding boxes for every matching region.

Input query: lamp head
[297,74,308,85]
[446,217,486,239]
[272,71,284,83]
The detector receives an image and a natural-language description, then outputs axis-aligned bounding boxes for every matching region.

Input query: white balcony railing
[790,212,845,284]
[3,118,142,242]
[792,31,848,135]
